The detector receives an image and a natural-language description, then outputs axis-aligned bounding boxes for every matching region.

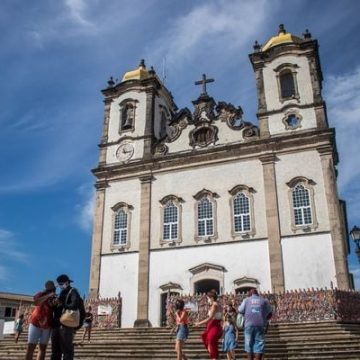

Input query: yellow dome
[122,59,151,82]
[262,25,303,52]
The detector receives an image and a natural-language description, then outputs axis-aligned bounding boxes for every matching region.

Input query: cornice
[257,101,325,117]
[92,128,336,181]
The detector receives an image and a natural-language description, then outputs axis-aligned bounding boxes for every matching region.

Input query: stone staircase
[1,321,360,359]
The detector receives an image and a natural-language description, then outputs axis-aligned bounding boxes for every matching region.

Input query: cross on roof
[194,73,215,95]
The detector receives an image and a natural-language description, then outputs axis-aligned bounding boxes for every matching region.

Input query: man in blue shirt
[238,289,272,360]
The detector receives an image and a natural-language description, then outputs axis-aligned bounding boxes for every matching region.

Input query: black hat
[56,274,73,284]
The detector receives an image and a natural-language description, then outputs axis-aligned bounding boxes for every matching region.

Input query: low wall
[166,289,360,327]
[17,296,122,330]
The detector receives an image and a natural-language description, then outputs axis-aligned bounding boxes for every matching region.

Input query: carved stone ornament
[192,95,216,124]
[165,108,191,143]
[216,101,244,129]
[153,143,168,156]
[242,122,260,139]
[189,123,218,148]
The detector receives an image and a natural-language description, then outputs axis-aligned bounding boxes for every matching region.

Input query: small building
[0,292,33,321]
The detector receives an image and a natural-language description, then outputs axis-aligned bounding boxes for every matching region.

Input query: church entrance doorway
[194,279,220,295]
[160,292,179,327]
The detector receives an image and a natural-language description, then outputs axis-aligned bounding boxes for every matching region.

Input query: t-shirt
[176,310,188,325]
[238,295,272,328]
[84,312,93,324]
[30,291,54,329]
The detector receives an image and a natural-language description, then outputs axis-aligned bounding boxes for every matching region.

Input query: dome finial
[253,40,261,52]
[139,59,146,69]
[303,29,312,39]
[278,24,286,34]
[107,76,115,88]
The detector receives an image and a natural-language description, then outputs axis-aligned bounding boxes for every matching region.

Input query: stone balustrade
[166,288,360,327]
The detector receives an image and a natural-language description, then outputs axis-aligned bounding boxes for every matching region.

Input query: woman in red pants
[195,289,223,360]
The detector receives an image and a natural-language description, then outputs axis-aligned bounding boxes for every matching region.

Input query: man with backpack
[51,274,83,360]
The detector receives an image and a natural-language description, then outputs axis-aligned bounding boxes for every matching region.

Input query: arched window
[229,185,256,238]
[233,193,251,232]
[113,209,128,245]
[287,177,318,232]
[111,202,133,250]
[193,189,219,242]
[198,197,213,237]
[119,99,138,133]
[274,63,300,102]
[163,201,178,241]
[292,184,312,225]
[280,70,296,98]
[159,195,184,245]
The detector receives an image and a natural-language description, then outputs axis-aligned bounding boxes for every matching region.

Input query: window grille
[234,193,251,232]
[197,197,214,236]
[292,184,312,225]
[113,209,128,245]
[163,201,178,240]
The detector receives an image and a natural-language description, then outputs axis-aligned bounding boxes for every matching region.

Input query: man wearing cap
[25,280,57,360]
[51,274,80,360]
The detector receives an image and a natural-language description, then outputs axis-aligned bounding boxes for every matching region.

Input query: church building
[89,25,351,327]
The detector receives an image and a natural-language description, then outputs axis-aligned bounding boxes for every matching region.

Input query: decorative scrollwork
[154,143,168,156]
[216,101,244,129]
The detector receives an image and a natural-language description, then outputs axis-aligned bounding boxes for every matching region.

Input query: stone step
[1,322,360,359]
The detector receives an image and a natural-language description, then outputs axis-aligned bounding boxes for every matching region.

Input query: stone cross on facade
[195,73,215,95]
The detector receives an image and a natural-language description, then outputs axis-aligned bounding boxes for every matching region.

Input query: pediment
[189,263,226,275]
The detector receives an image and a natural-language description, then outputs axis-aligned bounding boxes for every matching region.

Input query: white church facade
[89,26,351,327]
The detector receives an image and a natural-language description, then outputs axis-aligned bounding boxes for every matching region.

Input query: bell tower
[249,24,328,137]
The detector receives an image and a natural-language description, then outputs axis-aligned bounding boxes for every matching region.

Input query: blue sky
[0,0,360,297]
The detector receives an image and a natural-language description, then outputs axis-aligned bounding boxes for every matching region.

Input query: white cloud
[325,66,360,220]
[75,185,95,232]
[146,0,275,70]
[0,229,29,264]
[64,0,94,28]
[0,265,8,281]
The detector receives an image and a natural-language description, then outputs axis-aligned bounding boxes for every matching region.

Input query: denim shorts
[244,326,265,354]
[28,323,51,345]
[176,324,189,341]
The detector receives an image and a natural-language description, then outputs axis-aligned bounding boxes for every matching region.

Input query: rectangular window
[198,198,214,236]
[113,210,128,245]
[163,202,178,241]
[234,193,251,233]
[293,185,312,226]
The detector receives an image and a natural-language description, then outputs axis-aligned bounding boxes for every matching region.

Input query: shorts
[83,322,92,328]
[244,326,265,354]
[28,324,51,345]
[176,324,189,341]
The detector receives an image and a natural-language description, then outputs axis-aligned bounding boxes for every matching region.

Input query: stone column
[89,181,108,298]
[318,146,350,289]
[134,175,154,327]
[260,153,285,292]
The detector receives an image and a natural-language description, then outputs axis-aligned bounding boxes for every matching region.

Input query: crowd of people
[15,274,92,360]
[171,288,272,360]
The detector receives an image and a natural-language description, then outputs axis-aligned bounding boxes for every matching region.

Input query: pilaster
[98,99,113,165]
[317,145,350,289]
[134,174,154,327]
[89,180,108,298]
[260,153,285,292]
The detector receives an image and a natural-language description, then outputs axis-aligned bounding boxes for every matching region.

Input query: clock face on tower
[116,142,134,163]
